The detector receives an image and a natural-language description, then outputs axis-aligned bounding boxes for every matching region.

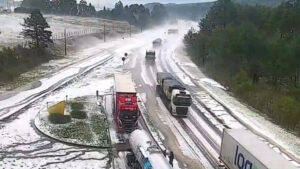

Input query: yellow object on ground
[48,101,66,115]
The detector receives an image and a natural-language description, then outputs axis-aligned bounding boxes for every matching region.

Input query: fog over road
[0,21,299,169]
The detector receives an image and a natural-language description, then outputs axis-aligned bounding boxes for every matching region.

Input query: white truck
[220,129,298,169]
[157,72,191,116]
[168,29,178,34]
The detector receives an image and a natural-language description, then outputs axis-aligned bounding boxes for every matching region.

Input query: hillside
[233,0,286,7]
[145,2,214,21]
[145,0,287,21]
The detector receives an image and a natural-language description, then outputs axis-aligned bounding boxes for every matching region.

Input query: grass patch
[48,114,71,124]
[70,110,87,119]
[46,98,110,146]
[90,114,109,141]
[50,121,92,142]
[70,102,84,111]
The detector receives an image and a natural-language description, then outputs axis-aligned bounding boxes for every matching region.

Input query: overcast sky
[84,0,216,9]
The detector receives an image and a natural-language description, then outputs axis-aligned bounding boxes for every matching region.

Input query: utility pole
[129,23,131,37]
[103,21,106,42]
[64,29,67,56]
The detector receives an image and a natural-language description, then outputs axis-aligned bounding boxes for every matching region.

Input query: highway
[0,21,299,169]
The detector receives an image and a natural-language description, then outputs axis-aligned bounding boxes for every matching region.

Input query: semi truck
[127,129,173,169]
[114,74,140,133]
[152,38,162,47]
[220,129,298,169]
[168,29,178,34]
[145,50,156,62]
[157,72,191,116]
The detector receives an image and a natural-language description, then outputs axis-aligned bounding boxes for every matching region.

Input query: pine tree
[21,10,53,48]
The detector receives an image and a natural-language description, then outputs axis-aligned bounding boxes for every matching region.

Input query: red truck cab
[114,74,140,133]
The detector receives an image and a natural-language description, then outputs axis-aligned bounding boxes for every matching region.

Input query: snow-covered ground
[156,20,300,167]
[0,19,299,169]
[0,27,147,168]
[0,13,130,47]
[171,34,300,166]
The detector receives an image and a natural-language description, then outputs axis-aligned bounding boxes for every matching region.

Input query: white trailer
[220,129,298,169]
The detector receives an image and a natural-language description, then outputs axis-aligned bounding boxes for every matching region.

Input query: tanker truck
[127,129,173,169]
[220,129,298,169]
[157,72,191,116]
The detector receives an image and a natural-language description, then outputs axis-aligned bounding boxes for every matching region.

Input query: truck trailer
[220,129,298,169]
[114,74,140,133]
[157,72,191,116]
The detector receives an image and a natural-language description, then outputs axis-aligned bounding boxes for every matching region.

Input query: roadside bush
[271,96,300,130]
[70,110,87,119]
[233,70,253,96]
[70,102,84,111]
[288,87,300,101]
[0,46,52,83]
[48,114,71,124]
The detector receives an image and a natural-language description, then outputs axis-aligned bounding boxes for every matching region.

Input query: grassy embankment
[184,0,300,136]
[0,46,55,84]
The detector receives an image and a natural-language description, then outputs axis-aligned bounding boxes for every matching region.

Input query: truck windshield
[119,111,138,119]
[173,96,191,106]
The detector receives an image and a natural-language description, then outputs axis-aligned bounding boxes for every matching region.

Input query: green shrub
[288,87,300,101]
[70,102,84,111]
[233,70,253,96]
[70,110,87,119]
[271,96,300,130]
[48,114,71,124]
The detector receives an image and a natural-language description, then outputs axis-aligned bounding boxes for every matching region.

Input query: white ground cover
[0,30,142,168]
[35,98,110,147]
[173,41,300,166]
[0,13,129,46]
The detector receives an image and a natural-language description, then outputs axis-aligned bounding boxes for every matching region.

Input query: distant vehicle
[0,8,11,13]
[157,72,191,116]
[145,50,156,62]
[169,19,178,25]
[220,129,298,169]
[114,74,140,133]
[168,29,178,34]
[127,129,172,169]
[152,38,162,47]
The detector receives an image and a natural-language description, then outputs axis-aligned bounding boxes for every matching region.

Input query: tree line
[0,10,54,82]
[16,0,96,17]
[15,0,168,29]
[184,0,300,135]
[97,1,168,30]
